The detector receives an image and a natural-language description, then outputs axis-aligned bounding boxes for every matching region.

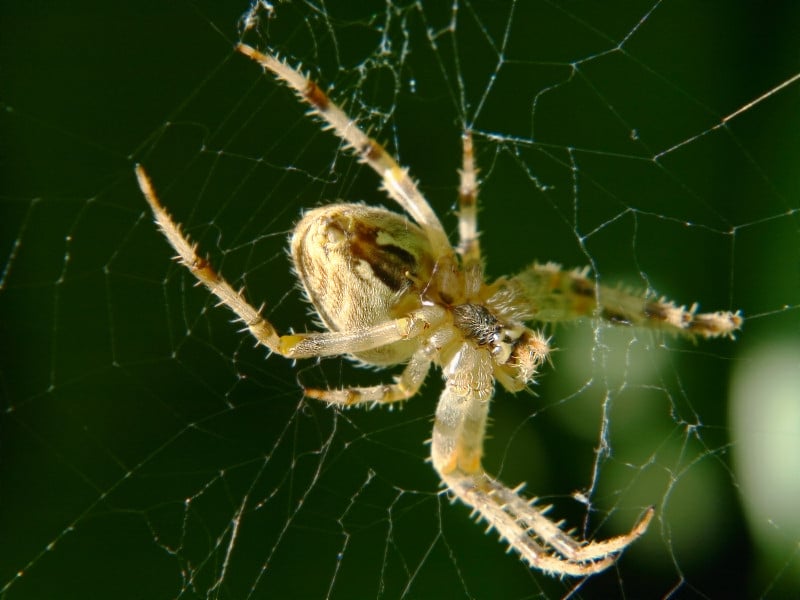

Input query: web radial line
[723,71,800,123]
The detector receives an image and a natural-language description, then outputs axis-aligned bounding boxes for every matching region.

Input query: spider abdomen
[291,203,434,365]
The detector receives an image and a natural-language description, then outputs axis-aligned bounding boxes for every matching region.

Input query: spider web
[2,1,800,598]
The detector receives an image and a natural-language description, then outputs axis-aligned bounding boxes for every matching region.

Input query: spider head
[451,303,550,391]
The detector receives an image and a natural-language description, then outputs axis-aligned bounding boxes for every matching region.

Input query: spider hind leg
[136,165,443,360]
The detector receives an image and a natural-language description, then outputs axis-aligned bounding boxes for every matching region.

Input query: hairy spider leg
[236,43,454,263]
[431,340,654,576]
[304,349,433,407]
[457,130,483,296]
[508,262,742,339]
[136,165,445,359]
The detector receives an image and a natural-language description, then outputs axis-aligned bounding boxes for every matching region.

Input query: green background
[2,1,799,598]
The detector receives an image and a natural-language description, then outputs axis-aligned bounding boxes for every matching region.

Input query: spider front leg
[464,472,654,574]
[431,341,652,577]
[508,262,742,339]
[136,166,444,359]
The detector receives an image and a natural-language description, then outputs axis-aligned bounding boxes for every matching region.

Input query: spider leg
[507,262,742,339]
[236,43,454,261]
[444,470,653,576]
[136,165,444,359]
[473,477,654,563]
[457,131,480,264]
[457,130,483,295]
[304,349,432,407]
[431,342,651,577]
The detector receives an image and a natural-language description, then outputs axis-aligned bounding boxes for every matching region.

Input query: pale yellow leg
[508,262,742,339]
[136,165,445,359]
[304,350,432,407]
[236,44,454,261]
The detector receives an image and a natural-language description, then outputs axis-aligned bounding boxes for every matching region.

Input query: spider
[135,42,742,577]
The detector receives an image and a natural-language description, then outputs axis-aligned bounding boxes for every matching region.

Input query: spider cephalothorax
[136,41,741,576]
